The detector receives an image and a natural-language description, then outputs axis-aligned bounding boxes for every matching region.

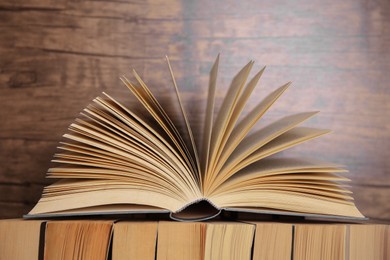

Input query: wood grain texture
[0,0,389,221]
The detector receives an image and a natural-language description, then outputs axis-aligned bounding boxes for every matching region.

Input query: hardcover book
[26,55,365,221]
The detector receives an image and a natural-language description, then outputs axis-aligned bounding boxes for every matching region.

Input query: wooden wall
[0,0,389,221]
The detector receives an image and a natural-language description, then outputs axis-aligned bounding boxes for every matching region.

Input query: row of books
[0,219,388,260]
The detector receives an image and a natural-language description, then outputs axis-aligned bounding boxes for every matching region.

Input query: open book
[26,55,365,221]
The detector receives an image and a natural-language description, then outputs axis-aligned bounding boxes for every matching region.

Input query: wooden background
[0,0,389,221]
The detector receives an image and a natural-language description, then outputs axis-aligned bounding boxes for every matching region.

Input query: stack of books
[1,56,387,259]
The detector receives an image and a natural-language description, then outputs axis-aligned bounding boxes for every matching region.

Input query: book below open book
[26,55,365,221]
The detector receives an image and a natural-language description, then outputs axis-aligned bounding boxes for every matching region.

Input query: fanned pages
[27,55,365,221]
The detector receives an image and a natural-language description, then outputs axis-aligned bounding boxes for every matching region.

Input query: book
[26,55,364,221]
[252,222,293,260]
[203,222,254,260]
[112,221,158,260]
[293,224,347,260]
[157,221,205,260]
[43,220,113,260]
[156,221,255,260]
[348,224,390,260]
[0,219,45,260]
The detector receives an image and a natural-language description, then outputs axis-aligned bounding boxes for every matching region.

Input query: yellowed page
[53,152,165,175]
[0,219,43,260]
[207,157,359,218]
[212,78,287,179]
[95,95,196,189]
[217,157,346,187]
[225,127,330,176]
[113,222,158,260]
[219,181,353,199]
[29,186,188,215]
[252,223,292,260]
[157,222,206,260]
[100,93,191,175]
[51,147,196,199]
[225,83,289,151]
[208,112,318,192]
[58,133,194,193]
[207,61,253,185]
[210,189,363,218]
[56,143,182,183]
[204,222,255,260]
[52,204,166,215]
[236,172,349,182]
[50,91,203,199]
[121,75,199,192]
[235,179,352,193]
[55,144,182,184]
[68,121,172,171]
[44,221,113,260]
[166,56,201,185]
[131,71,197,177]
[68,118,185,178]
[44,176,186,200]
[207,155,364,218]
[294,224,346,260]
[202,55,219,185]
[349,224,390,260]
[210,67,265,181]
[81,103,189,177]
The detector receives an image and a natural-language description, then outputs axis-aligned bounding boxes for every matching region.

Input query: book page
[29,186,188,215]
[206,61,253,189]
[213,83,289,176]
[294,225,346,260]
[57,134,191,192]
[44,221,113,260]
[210,189,363,218]
[202,55,219,185]
[99,94,194,180]
[157,222,206,260]
[121,74,199,192]
[133,71,198,181]
[166,56,201,185]
[204,222,255,260]
[48,204,167,215]
[210,67,265,180]
[0,219,44,260]
[57,142,178,177]
[206,156,366,218]
[58,92,201,199]
[252,223,292,260]
[218,157,346,185]
[113,221,158,260]
[207,112,318,192]
[225,127,330,177]
[349,225,389,260]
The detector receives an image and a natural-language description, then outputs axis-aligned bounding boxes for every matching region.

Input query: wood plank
[0,139,56,183]
[0,0,67,10]
[0,183,44,206]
